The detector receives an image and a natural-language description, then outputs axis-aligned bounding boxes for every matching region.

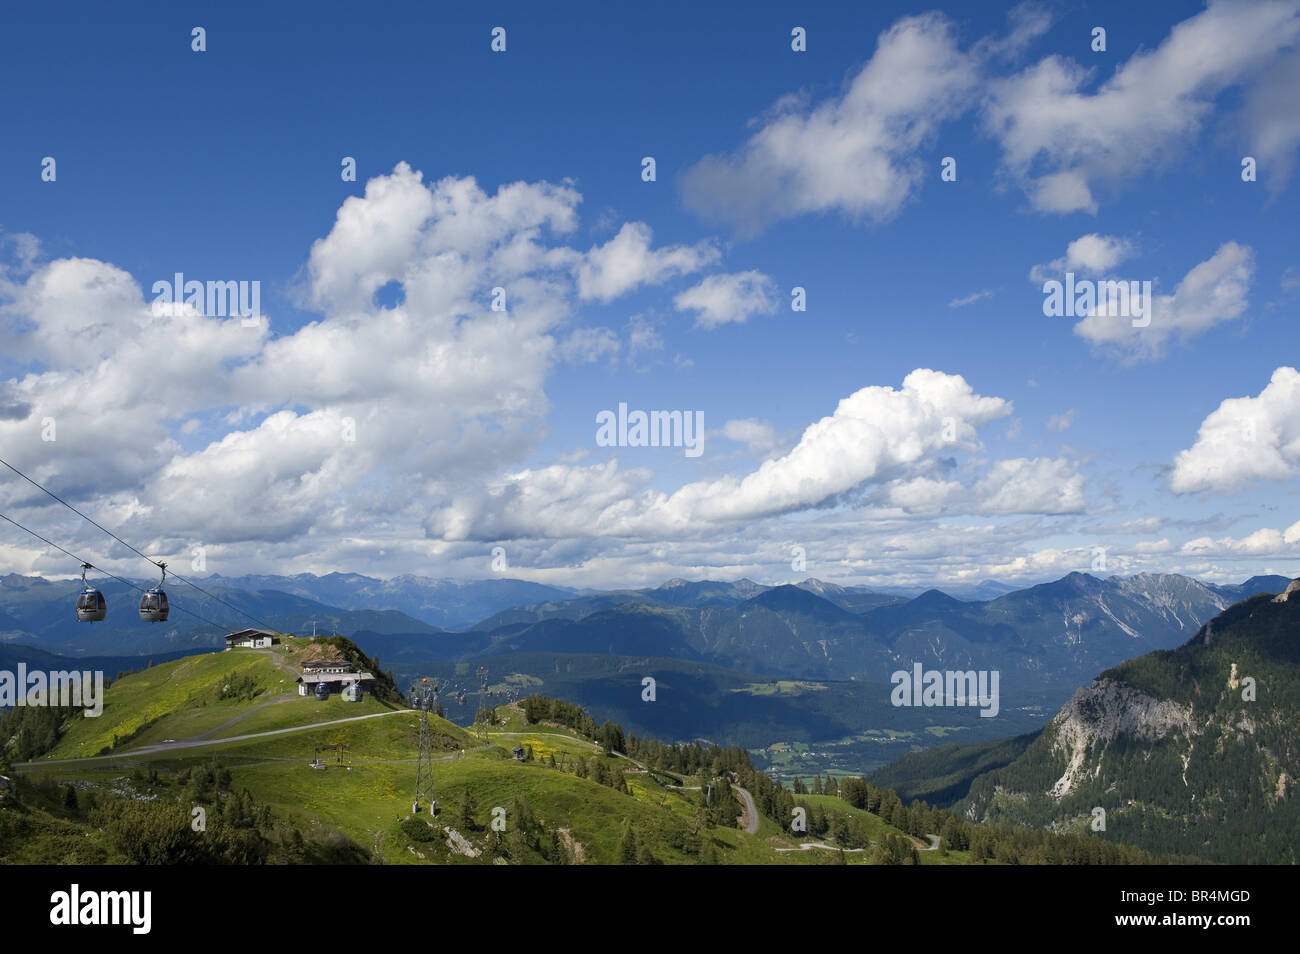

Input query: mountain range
[194,572,581,630]
[2,568,1291,780]
[2,569,1289,687]
[391,571,1290,694]
[872,578,1300,863]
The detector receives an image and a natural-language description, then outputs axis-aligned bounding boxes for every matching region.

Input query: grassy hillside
[49,651,291,758]
[8,707,882,865]
[4,636,405,762]
[1,652,1187,865]
[0,777,121,863]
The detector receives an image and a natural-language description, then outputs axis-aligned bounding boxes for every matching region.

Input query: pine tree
[506,826,527,862]
[549,829,568,865]
[812,805,828,836]
[619,819,638,864]
[940,818,966,852]
[458,788,477,830]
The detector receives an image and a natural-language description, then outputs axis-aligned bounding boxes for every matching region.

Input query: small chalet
[225,629,276,650]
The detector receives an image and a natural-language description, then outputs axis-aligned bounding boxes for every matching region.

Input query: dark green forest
[959,592,1300,863]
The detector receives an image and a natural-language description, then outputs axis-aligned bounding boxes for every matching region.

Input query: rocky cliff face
[1271,578,1300,603]
[1045,678,1197,797]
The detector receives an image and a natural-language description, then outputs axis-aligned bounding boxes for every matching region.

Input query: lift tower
[410,678,439,815]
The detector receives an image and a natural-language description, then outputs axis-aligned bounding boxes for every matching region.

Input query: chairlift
[75,563,106,622]
[139,561,169,622]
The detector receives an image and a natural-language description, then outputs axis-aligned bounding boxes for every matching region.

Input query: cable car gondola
[76,563,106,622]
[139,561,169,622]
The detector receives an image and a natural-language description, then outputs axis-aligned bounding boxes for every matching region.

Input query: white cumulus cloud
[1170,366,1300,493]
[574,222,718,303]
[1071,242,1254,362]
[674,271,778,328]
[1030,233,1135,283]
[427,369,1029,539]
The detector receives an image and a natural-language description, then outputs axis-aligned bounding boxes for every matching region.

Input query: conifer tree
[619,819,638,864]
[458,788,477,830]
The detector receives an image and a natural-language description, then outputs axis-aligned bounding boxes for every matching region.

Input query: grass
[17,711,910,864]
[209,693,400,739]
[8,656,985,866]
[0,792,119,864]
[42,649,290,759]
[924,725,971,738]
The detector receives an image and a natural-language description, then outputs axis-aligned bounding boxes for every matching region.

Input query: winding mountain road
[774,833,940,853]
[735,785,760,834]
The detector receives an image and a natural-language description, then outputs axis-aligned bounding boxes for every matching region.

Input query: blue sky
[1,0,1298,590]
